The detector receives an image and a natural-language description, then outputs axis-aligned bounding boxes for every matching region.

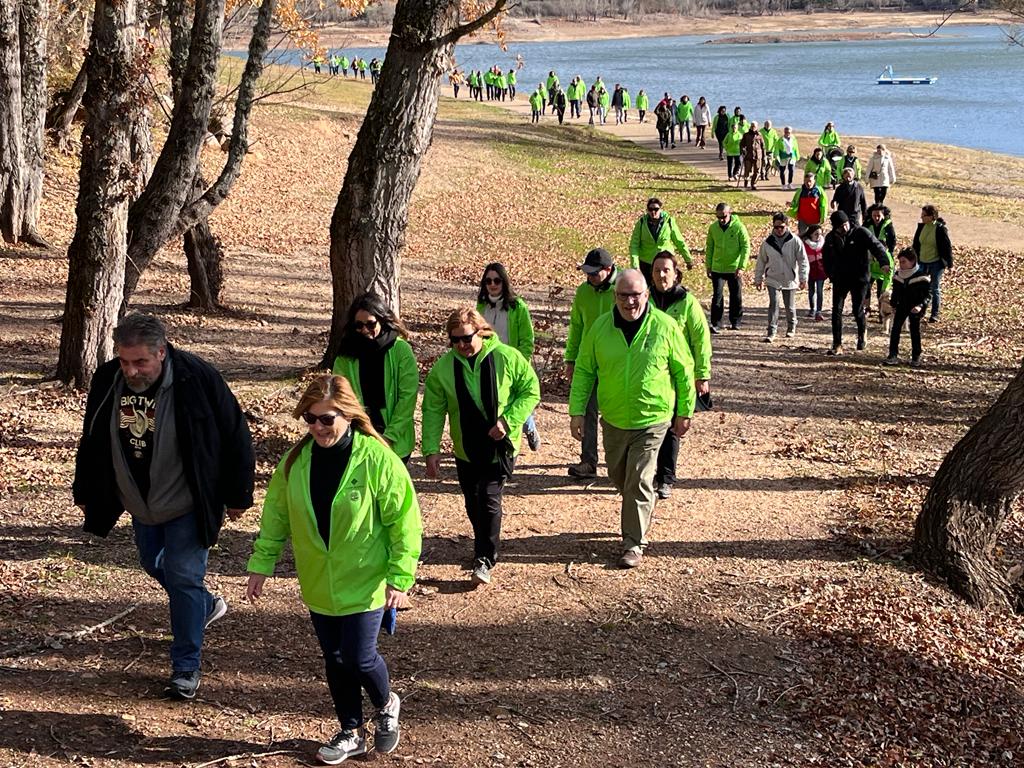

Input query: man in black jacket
[831,167,868,226]
[822,211,891,355]
[73,313,255,700]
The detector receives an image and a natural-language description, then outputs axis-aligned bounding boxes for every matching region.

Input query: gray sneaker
[374,692,401,753]
[471,558,492,586]
[166,669,200,700]
[205,596,227,630]
[317,729,366,765]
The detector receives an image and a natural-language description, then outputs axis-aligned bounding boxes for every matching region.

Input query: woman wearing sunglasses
[332,293,419,464]
[476,262,541,451]
[246,375,422,765]
[421,308,540,586]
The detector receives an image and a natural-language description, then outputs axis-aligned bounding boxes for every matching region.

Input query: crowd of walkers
[70,63,956,766]
[311,52,381,83]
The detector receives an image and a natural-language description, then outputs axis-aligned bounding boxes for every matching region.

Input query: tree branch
[431,0,512,50]
[910,0,977,39]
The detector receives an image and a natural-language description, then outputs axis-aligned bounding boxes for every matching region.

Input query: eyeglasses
[615,291,645,300]
[302,411,340,426]
[484,277,503,285]
[449,331,478,345]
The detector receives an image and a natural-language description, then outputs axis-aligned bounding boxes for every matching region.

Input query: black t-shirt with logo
[118,371,164,500]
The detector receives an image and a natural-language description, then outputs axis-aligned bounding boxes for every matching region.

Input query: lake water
[243,24,1024,156]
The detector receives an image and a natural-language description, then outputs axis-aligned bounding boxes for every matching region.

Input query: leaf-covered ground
[1,68,1023,768]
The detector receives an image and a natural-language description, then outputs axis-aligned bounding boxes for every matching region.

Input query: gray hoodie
[755,232,810,290]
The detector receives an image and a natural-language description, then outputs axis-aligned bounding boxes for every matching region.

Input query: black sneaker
[856,336,866,351]
[374,692,401,754]
[166,670,200,700]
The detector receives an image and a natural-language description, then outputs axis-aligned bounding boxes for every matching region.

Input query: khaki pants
[602,419,670,554]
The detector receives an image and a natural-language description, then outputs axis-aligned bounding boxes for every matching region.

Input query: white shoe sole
[317,743,366,765]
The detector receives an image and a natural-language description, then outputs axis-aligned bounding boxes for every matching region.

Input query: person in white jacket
[693,96,712,149]
[865,144,897,205]
[754,213,810,342]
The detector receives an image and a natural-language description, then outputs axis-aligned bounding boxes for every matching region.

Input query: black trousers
[455,458,514,568]
[655,429,678,486]
[831,280,868,348]
[710,271,743,328]
[888,306,922,358]
[727,155,741,178]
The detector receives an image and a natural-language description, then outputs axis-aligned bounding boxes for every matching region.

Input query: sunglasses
[485,277,503,285]
[354,319,378,331]
[648,207,661,213]
[449,331,477,345]
[302,411,340,426]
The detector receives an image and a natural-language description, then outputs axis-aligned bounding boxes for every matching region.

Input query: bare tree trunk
[322,0,508,366]
[18,0,48,245]
[0,0,25,243]
[121,0,226,307]
[913,360,1024,612]
[183,173,224,309]
[56,0,141,388]
[46,59,86,153]
[0,0,49,245]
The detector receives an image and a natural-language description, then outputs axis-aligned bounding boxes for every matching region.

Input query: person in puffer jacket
[754,212,809,342]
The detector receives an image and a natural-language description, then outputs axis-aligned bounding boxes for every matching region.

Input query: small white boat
[877,65,937,85]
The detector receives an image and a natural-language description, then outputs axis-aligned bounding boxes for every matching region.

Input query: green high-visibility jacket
[868,218,896,286]
[484,71,494,85]
[498,73,508,89]
[598,90,610,108]
[636,92,649,111]
[508,71,517,86]
[788,183,830,227]
[421,334,540,460]
[468,71,477,87]
[569,306,695,427]
[804,157,833,190]
[529,91,543,110]
[622,90,632,109]
[332,338,419,459]
[705,215,751,273]
[660,291,712,381]
[358,59,367,71]
[629,213,693,268]
[546,74,559,91]
[534,87,546,102]
[676,101,694,122]
[723,128,743,157]
[728,114,743,131]
[565,271,618,363]
[247,432,422,616]
[773,135,801,165]
[818,129,841,149]
[760,127,780,155]
[340,56,349,69]
[476,299,535,360]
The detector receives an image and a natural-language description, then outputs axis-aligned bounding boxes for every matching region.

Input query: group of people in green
[454,66,519,102]
[312,52,380,83]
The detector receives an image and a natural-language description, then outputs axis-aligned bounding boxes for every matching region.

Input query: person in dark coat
[831,167,868,226]
[883,247,932,367]
[73,313,255,700]
[822,211,890,355]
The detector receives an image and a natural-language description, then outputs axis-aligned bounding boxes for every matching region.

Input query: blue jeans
[310,609,390,729]
[920,260,944,318]
[808,279,825,313]
[133,512,214,672]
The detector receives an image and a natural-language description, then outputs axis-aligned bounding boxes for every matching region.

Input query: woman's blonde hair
[445,308,494,338]
[284,375,387,476]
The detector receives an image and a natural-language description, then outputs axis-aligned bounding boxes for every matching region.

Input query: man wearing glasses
[568,270,695,569]
[628,197,693,286]
[564,248,619,480]
[73,313,255,700]
[705,202,751,333]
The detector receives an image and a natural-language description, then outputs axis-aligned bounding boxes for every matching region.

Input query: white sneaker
[205,596,227,630]
[375,692,401,753]
[318,729,367,765]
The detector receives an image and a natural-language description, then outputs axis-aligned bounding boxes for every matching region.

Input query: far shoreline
[265,9,1010,49]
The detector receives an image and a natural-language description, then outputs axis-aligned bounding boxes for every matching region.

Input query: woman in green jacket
[804,147,833,192]
[422,308,540,586]
[247,375,422,765]
[332,293,419,464]
[476,262,540,451]
[723,123,743,181]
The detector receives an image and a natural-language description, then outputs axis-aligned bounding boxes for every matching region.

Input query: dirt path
[476,89,1024,253]
[1,81,1022,768]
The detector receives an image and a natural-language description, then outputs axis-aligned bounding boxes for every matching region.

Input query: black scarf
[338,329,398,433]
[613,304,648,347]
[453,347,514,476]
[651,283,687,312]
[309,427,354,547]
